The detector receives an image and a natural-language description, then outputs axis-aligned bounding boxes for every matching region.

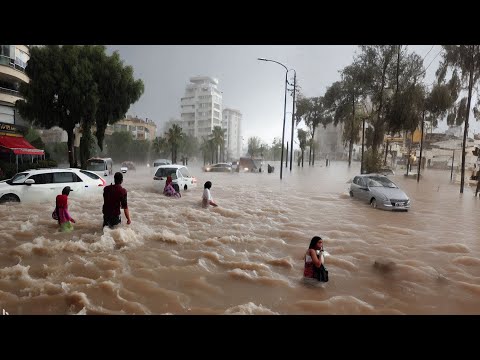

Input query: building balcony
[0,87,22,106]
[0,60,29,84]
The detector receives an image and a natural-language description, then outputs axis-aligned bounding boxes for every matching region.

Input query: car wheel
[349,190,354,197]
[184,184,187,191]
[0,194,20,204]
[370,198,377,208]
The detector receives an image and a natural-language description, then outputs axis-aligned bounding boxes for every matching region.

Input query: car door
[52,171,84,199]
[21,173,55,203]
[357,177,370,202]
[176,168,185,188]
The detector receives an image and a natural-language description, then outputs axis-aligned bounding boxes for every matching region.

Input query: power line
[424,48,443,73]
[423,45,435,61]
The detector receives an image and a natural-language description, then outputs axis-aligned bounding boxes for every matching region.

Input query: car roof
[154,164,186,169]
[20,168,82,174]
[358,173,387,177]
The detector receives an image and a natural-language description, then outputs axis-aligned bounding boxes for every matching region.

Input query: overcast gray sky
[106,45,478,145]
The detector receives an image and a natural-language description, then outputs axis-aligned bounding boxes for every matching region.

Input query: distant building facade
[180,76,223,140]
[0,45,30,127]
[222,108,242,160]
[106,115,157,140]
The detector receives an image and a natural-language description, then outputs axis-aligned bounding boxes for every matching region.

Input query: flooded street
[1,161,479,315]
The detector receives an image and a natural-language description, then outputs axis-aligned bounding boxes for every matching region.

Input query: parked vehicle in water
[0,168,106,204]
[237,157,263,172]
[153,159,172,167]
[121,161,136,173]
[153,165,197,192]
[349,174,410,211]
[86,157,113,177]
[203,163,233,172]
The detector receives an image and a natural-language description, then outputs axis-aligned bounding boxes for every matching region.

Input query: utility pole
[289,71,296,172]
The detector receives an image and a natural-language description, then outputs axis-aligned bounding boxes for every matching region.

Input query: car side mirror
[24,179,35,185]
[361,186,369,191]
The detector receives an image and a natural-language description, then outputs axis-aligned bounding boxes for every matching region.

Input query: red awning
[0,135,45,155]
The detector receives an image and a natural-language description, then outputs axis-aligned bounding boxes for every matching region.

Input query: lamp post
[258,57,289,180]
[289,69,296,172]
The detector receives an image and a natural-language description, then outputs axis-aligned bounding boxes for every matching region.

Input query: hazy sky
[106,45,478,145]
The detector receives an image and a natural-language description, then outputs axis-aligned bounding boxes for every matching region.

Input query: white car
[0,168,106,204]
[153,165,197,192]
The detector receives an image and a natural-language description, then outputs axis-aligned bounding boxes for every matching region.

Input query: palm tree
[200,136,216,165]
[210,126,226,163]
[165,124,184,164]
[297,129,308,167]
[152,136,168,157]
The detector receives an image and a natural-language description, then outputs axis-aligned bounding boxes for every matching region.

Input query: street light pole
[258,57,289,180]
[361,116,366,174]
[289,70,296,172]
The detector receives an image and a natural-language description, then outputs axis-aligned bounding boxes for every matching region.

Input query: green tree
[105,132,133,161]
[353,45,398,156]
[25,127,45,151]
[295,96,332,166]
[247,137,261,158]
[200,137,215,165]
[210,126,226,163]
[152,136,169,158]
[16,45,144,168]
[324,61,366,167]
[296,129,308,167]
[165,124,184,164]
[436,45,480,193]
[271,137,282,161]
[178,134,199,163]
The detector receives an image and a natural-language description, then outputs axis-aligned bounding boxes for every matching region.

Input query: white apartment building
[222,108,242,160]
[0,45,30,126]
[180,76,223,140]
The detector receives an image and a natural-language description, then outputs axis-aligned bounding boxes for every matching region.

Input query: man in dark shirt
[103,172,131,228]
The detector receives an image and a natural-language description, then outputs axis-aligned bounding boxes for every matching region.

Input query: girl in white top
[202,181,218,208]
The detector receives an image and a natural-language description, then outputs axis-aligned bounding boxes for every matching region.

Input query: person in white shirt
[202,181,218,208]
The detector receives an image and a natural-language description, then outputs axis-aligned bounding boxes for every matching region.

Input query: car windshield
[155,168,178,179]
[87,161,105,171]
[9,172,29,184]
[80,170,100,180]
[367,176,397,188]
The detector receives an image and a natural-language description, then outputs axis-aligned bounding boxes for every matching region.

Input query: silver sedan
[349,174,410,211]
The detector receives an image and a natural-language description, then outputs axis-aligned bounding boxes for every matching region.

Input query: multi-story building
[106,115,157,140]
[0,45,45,168]
[180,76,223,140]
[0,45,30,126]
[222,108,242,160]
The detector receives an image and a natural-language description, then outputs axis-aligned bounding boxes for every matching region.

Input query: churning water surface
[1,161,479,314]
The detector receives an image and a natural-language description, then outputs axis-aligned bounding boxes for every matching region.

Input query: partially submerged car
[237,157,263,172]
[203,163,233,172]
[121,161,136,173]
[153,165,197,192]
[349,174,410,211]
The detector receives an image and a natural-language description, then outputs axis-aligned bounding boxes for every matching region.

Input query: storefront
[0,122,44,173]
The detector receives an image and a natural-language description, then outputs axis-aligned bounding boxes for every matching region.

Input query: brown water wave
[1,162,479,314]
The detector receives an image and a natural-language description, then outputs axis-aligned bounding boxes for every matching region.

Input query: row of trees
[286,45,479,193]
[152,124,227,165]
[16,45,145,169]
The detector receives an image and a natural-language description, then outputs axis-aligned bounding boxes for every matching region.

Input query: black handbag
[315,264,329,282]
